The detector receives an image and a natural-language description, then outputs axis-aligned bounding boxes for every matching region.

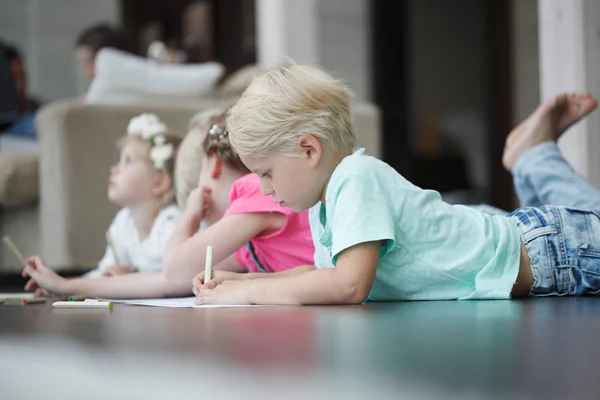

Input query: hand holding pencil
[191,246,246,296]
[2,236,51,301]
[22,256,68,296]
[192,270,242,296]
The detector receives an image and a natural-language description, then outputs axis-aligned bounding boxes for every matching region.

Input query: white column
[256,0,319,67]
[512,0,540,124]
[318,0,372,100]
[538,0,600,186]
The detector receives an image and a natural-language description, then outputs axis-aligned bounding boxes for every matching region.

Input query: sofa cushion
[86,48,225,104]
[0,152,39,208]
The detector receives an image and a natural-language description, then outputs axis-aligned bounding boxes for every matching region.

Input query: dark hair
[75,23,137,55]
[0,42,22,63]
[203,112,249,173]
[4,45,20,63]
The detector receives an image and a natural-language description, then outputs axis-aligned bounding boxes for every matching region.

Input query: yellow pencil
[105,231,120,265]
[2,236,26,266]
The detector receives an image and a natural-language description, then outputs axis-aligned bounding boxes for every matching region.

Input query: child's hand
[194,280,252,305]
[191,270,243,296]
[101,265,135,277]
[22,256,67,295]
[185,186,212,220]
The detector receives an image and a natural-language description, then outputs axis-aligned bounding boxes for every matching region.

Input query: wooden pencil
[2,236,26,266]
[22,298,47,305]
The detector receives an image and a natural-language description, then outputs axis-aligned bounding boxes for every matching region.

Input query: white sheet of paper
[99,297,264,308]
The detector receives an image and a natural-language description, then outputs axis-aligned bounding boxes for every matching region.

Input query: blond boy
[195,62,600,305]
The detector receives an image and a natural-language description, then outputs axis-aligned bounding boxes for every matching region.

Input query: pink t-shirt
[224,174,314,272]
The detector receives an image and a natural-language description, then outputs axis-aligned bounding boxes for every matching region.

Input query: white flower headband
[127,113,174,171]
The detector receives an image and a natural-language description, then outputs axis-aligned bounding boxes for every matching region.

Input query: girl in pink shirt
[163,111,315,288]
[224,173,314,273]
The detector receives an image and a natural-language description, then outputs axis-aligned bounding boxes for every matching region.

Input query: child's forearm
[163,210,205,280]
[171,210,202,243]
[245,268,369,305]
[164,230,213,281]
[241,265,316,280]
[60,272,193,299]
[164,214,271,282]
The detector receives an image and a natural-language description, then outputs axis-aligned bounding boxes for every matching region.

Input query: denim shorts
[507,206,600,296]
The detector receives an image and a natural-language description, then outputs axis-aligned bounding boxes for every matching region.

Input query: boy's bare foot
[502,92,597,171]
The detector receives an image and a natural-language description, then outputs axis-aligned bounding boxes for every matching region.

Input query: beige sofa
[0,98,380,273]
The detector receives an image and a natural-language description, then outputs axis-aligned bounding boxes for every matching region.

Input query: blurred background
[0,0,597,274]
[0,0,542,205]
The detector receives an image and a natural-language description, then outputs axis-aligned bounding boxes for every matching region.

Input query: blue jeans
[469,141,600,216]
[508,206,600,296]
[5,113,36,139]
[468,142,600,295]
[513,141,600,211]
[510,143,600,296]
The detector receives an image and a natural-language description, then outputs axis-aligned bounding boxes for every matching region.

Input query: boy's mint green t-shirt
[309,149,522,300]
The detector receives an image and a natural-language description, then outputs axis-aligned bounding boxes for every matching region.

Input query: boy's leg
[512,142,600,212]
[503,93,599,210]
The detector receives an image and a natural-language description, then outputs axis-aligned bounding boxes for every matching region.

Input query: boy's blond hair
[227,61,357,157]
[174,109,225,208]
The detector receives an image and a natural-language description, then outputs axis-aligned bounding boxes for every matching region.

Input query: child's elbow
[342,282,370,305]
[348,290,369,305]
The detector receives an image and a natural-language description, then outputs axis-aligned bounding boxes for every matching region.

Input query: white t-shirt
[86,204,181,277]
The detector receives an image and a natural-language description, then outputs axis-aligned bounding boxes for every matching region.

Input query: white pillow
[86,48,224,103]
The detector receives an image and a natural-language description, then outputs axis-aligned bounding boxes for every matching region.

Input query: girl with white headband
[22,113,182,295]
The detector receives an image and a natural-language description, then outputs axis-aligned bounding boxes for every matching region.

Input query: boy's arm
[219,265,316,281]
[213,175,393,305]
[192,262,313,295]
[243,265,316,279]
[199,242,380,305]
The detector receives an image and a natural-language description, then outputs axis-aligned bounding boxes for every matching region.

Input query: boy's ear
[153,172,172,198]
[298,134,322,167]
[211,158,223,179]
